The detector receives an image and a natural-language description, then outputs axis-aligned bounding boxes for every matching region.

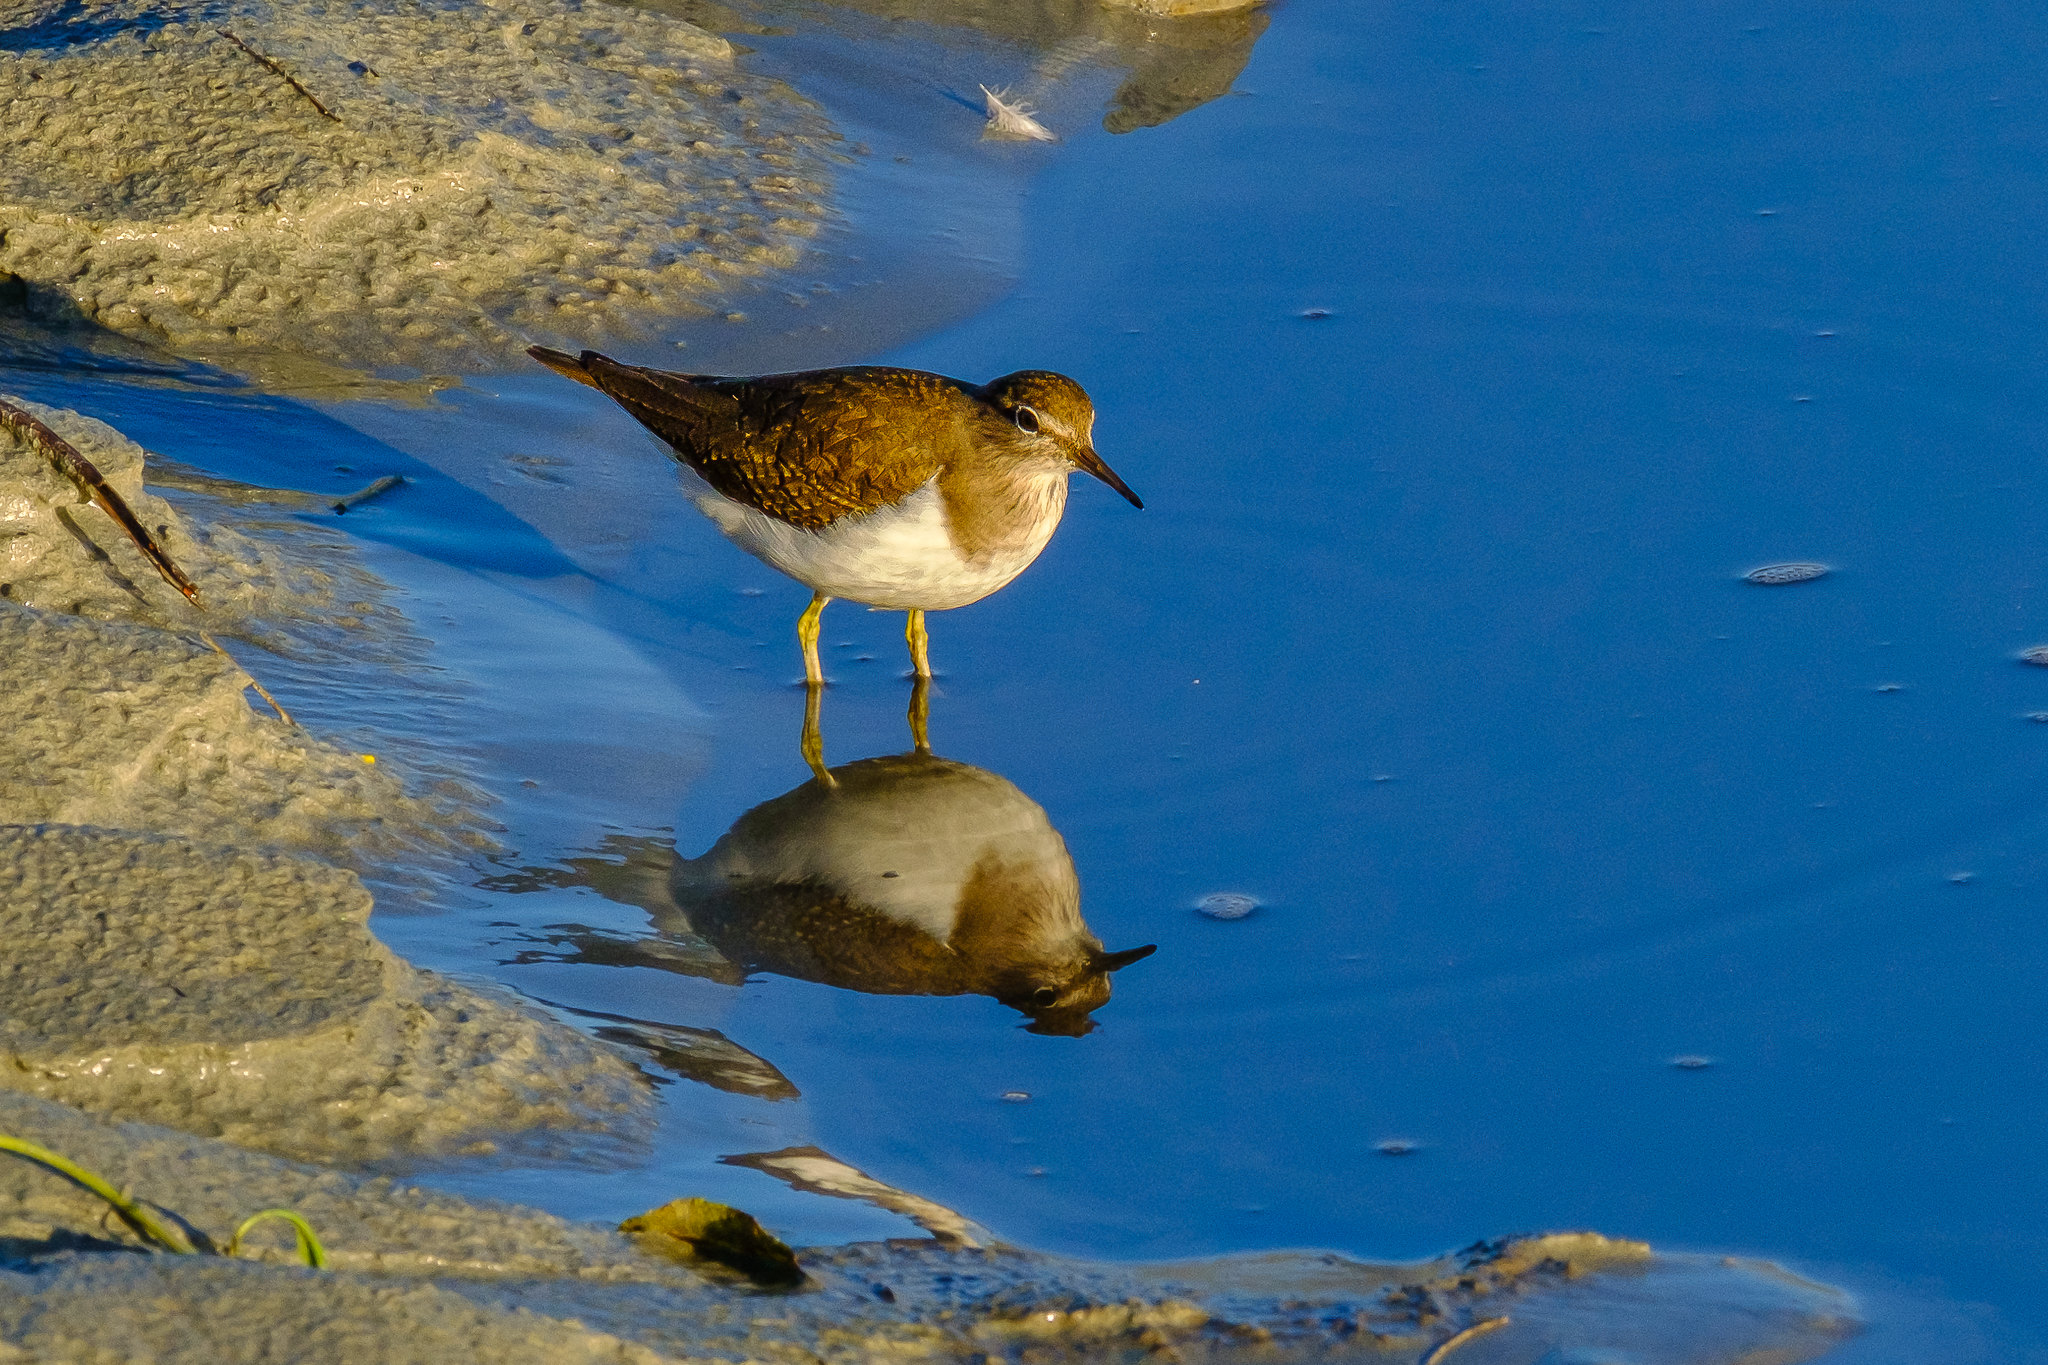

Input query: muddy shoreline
[0,0,1880,1358]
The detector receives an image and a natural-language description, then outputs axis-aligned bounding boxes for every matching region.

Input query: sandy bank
[0,824,651,1165]
[0,1089,1858,1362]
[0,0,834,380]
[0,395,469,865]
[0,397,654,1164]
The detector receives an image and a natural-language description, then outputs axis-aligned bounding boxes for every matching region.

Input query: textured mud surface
[0,0,834,380]
[0,399,654,1164]
[0,825,652,1166]
[0,395,364,633]
[0,395,471,868]
[0,1090,1858,1363]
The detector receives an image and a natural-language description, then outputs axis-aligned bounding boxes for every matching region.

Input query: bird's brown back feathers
[528,346,994,530]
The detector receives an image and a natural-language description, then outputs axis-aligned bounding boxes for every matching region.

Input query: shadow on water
[809,0,1273,135]
[630,0,1271,135]
[0,302,589,581]
[506,683,1155,1037]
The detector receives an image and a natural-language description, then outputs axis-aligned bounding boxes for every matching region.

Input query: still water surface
[12,1,2048,1358]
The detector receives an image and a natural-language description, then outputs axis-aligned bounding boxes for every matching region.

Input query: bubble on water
[2028,712,2048,723]
[738,586,766,597]
[1873,683,1904,693]
[2020,646,2048,666]
[1196,892,1259,921]
[1025,1167,1048,1178]
[1000,1090,1031,1103]
[1949,872,1975,885]
[1745,562,1828,585]
[1670,1054,1714,1070]
[1374,1138,1419,1156]
[1298,308,1334,320]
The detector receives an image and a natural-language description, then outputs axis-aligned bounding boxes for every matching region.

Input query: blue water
[11,1,2048,1358]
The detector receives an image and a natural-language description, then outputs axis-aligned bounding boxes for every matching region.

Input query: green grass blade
[227,1209,328,1269]
[0,1133,194,1253]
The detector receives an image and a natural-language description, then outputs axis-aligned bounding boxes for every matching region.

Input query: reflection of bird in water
[668,740,1155,1036]
[528,347,1141,684]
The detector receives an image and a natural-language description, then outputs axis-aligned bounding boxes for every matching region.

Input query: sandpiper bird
[528,347,1142,682]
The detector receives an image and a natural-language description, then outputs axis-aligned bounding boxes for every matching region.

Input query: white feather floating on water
[980,86,1057,143]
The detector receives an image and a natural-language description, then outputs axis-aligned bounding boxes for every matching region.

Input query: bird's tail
[526,345,603,389]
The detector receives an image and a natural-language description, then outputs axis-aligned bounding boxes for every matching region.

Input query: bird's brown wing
[563,350,970,531]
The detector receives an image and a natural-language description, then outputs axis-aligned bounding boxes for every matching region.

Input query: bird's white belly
[686,474,1061,611]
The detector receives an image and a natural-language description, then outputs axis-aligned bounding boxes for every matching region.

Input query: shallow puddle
[7,0,2048,1359]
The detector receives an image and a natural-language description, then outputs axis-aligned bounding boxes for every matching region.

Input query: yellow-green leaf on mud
[620,1197,803,1287]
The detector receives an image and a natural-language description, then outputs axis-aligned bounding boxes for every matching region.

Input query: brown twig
[0,398,203,606]
[147,465,406,514]
[2,400,304,727]
[218,29,341,123]
[332,474,403,513]
[1418,1316,1511,1365]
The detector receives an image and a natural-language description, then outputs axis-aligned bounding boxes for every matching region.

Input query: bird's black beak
[1095,944,1158,972]
[1073,446,1143,509]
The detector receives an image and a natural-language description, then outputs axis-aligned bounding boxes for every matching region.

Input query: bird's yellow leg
[905,608,931,679]
[798,592,829,686]
[801,681,836,786]
[908,673,931,755]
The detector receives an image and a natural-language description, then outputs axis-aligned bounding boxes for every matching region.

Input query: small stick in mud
[332,474,404,514]
[199,631,295,727]
[0,398,203,606]
[1,398,305,726]
[1419,1315,1511,1364]
[218,28,342,123]
[147,465,405,515]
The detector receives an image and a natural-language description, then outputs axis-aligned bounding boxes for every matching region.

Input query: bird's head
[990,942,1159,1036]
[981,370,1143,509]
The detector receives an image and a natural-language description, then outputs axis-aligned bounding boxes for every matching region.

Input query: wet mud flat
[0,397,652,1164]
[0,0,834,385]
[0,1085,1855,1363]
[0,0,1974,1357]
[0,386,1863,1360]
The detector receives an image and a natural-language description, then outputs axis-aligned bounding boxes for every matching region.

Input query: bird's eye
[1031,986,1059,1006]
[1014,406,1042,434]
